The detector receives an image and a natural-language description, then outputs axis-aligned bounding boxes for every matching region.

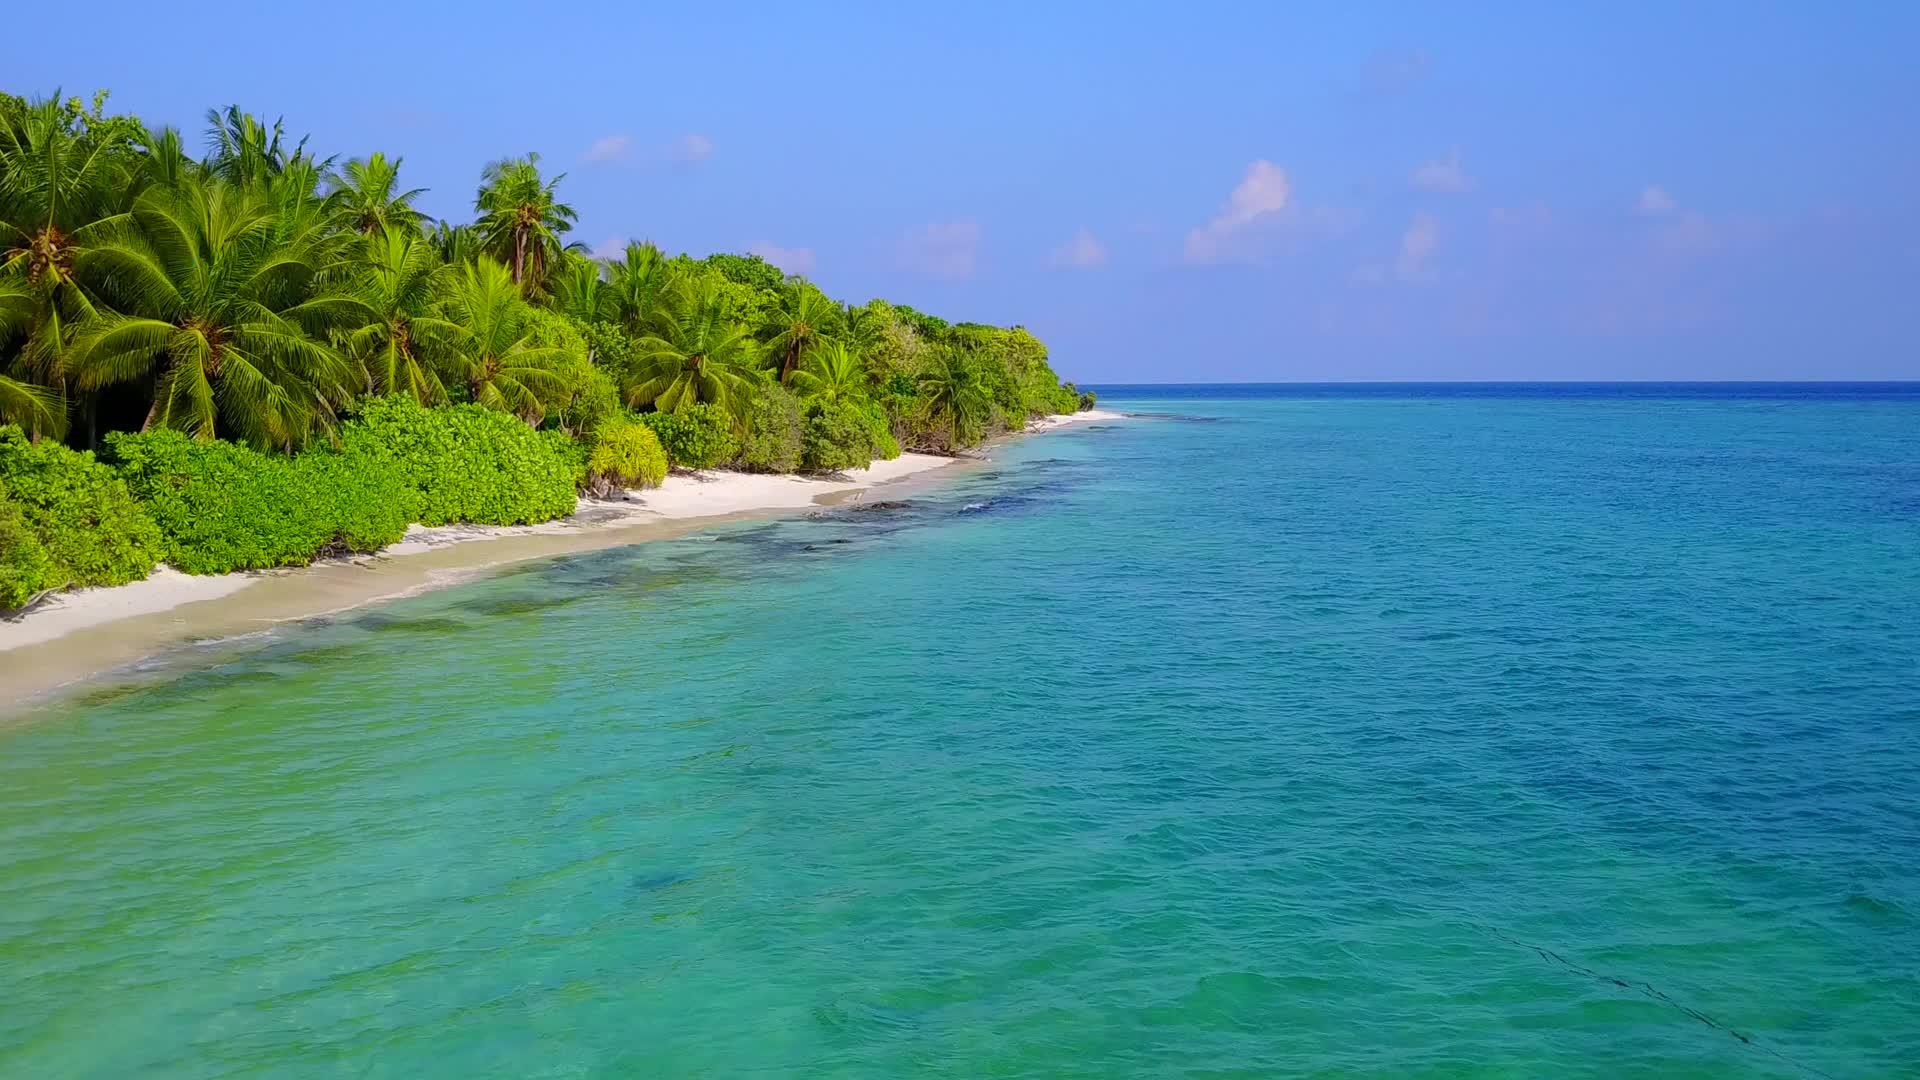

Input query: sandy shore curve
[1,412,1124,712]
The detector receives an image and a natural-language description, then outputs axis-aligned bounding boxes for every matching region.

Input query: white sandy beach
[0,452,949,654]
[380,451,953,557]
[0,411,1125,659]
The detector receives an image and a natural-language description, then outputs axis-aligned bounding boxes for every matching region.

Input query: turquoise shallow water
[3,385,1918,1077]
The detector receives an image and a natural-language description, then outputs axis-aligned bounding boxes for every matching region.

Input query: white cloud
[1410,149,1474,193]
[1049,228,1108,269]
[1351,214,1442,285]
[1396,213,1440,278]
[590,235,628,260]
[670,133,714,164]
[899,221,980,278]
[1183,160,1292,263]
[582,134,633,164]
[1631,187,1714,254]
[749,243,815,275]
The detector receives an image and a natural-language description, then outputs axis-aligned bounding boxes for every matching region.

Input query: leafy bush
[586,416,668,490]
[736,386,803,473]
[108,430,410,573]
[859,403,901,460]
[522,308,598,422]
[638,403,739,470]
[578,320,639,382]
[702,252,788,292]
[1078,389,1098,411]
[297,447,414,554]
[0,425,162,591]
[547,427,590,490]
[801,401,876,473]
[342,397,578,526]
[551,356,622,437]
[0,486,58,609]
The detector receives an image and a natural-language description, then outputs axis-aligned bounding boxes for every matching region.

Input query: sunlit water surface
[3,384,1917,1077]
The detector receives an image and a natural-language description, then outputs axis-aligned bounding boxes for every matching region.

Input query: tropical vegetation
[0,88,1090,609]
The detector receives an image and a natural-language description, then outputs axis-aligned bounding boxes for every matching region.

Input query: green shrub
[860,403,901,461]
[0,486,58,609]
[587,417,669,490]
[801,401,875,473]
[736,386,804,473]
[547,427,590,489]
[0,425,162,591]
[108,430,410,574]
[579,320,639,380]
[296,447,414,554]
[551,357,622,437]
[341,397,578,526]
[1078,389,1098,411]
[638,403,739,470]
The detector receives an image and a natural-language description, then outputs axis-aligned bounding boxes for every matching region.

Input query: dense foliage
[0,482,58,608]
[586,416,668,493]
[339,397,578,526]
[736,386,804,473]
[108,430,410,573]
[802,401,880,474]
[0,87,1091,606]
[0,426,163,593]
[638,404,739,470]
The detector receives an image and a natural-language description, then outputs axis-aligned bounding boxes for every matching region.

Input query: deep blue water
[2,384,1917,1076]
[1089,381,1920,401]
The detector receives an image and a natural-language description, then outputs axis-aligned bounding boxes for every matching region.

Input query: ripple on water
[2,392,1918,1077]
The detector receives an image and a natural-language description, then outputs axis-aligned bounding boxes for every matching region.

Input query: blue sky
[11,1,1917,381]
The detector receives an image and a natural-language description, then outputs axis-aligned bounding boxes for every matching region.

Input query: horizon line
[1078,378,1920,386]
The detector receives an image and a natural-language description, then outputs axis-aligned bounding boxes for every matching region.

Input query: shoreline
[1,411,1123,714]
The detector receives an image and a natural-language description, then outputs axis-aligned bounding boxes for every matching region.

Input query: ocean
[3,384,1916,1077]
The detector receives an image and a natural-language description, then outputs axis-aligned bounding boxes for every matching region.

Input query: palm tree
[602,240,676,335]
[427,221,480,266]
[790,341,866,406]
[0,95,139,399]
[762,282,840,384]
[548,250,611,325]
[437,258,569,422]
[916,351,989,451]
[473,153,576,293]
[325,152,427,235]
[0,278,64,435]
[64,174,359,449]
[0,376,63,437]
[137,126,193,190]
[341,228,464,403]
[624,277,761,422]
[203,106,314,190]
[840,301,881,357]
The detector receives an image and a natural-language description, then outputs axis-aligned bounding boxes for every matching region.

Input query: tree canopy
[0,87,1086,459]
